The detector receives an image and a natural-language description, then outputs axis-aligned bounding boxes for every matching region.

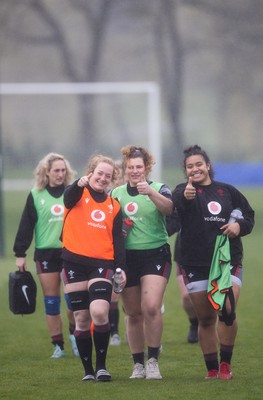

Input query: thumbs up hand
[184,176,196,200]
[137,174,151,195]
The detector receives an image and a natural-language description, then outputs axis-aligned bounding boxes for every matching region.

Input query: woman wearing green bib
[111,145,173,380]
[14,152,78,358]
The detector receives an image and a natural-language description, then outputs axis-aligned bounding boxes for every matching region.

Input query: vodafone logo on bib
[124,202,138,216]
[207,201,222,215]
[51,204,64,216]
[91,210,106,222]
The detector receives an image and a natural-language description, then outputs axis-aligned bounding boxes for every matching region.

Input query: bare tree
[184,0,263,158]
[153,0,263,161]
[153,0,184,165]
[2,0,113,160]
[1,0,263,168]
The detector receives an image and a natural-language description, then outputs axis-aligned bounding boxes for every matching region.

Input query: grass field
[0,188,262,400]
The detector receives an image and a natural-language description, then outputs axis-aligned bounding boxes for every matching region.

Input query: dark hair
[183,145,215,179]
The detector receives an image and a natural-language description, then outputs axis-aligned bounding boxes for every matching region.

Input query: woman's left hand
[119,269,127,290]
[220,222,241,238]
[137,175,152,195]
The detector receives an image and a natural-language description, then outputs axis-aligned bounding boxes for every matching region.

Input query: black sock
[75,330,94,375]
[93,323,111,371]
[132,352,145,366]
[51,334,64,350]
[220,344,234,364]
[109,301,119,335]
[204,352,219,371]
[148,346,159,360]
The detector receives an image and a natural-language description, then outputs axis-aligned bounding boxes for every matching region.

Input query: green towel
[207,235,232,311]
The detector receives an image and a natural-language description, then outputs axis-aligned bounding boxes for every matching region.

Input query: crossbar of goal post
[0,81,161,180]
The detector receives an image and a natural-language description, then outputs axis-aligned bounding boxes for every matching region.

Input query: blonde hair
[85,154,117,182]
[121,145,155,177]
[34,152,76,190]
[109,159,126,190]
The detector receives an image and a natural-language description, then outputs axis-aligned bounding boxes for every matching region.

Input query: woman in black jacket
[172,145,255,380]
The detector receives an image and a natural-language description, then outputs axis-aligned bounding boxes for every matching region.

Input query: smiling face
[185,154,211,185]
[89,161,114,192]
[125,157,146,187]
[46,159,67,187]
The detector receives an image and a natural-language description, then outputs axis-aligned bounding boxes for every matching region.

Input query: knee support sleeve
[68,291,90,311]
[219,288,236,326]
[44,296,61,315]
[218,312,236,326]
[89,281,112,304]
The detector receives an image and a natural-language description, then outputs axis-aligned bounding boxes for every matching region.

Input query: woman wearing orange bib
[62,155,126,382]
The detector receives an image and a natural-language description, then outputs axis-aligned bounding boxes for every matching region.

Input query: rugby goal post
[0,81,161,180]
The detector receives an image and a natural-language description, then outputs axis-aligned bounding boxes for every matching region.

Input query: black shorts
[125,243,172,288]
[181,264,243,293]
[62,261,114,285]
[35,259,63,274]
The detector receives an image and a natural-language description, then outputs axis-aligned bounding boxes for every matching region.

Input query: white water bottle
[113,268,123,294]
